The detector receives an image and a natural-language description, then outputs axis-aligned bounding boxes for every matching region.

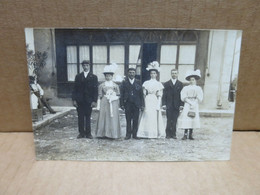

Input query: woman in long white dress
[137,61,165,138]
[178,70,203,140]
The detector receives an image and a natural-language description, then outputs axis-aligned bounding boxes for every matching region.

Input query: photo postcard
[25,28,242,161]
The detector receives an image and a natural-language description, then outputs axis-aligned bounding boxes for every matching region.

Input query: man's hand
[91,102,97,108]
[120,106,125,111]
[140,106,144,111]
[73,100,78,108]
[162,105,167,110]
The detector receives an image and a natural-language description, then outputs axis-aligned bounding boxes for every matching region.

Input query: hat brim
[186,75,201,81]
[103,72,114,74]
[147,68,159,72]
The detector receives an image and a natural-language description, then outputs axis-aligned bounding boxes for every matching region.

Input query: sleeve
[162,82,167,106]
[119,81,125,107]
[157,88,163,97]
[139,81,145,107]
[98,83,103,99]
[115,83,120,96]
[197,86,203,102]
[156,82,164,97]
[37,84,44,96]
[142,81,148,96]
[92,75,98,103]
[180,87,188,102]
[179,82,184,107]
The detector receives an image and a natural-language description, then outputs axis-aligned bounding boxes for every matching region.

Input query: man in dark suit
[120,67,144,140]
[72,60,98,139]
[162,69,184,139]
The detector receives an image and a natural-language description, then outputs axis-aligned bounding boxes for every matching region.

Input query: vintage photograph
[25,28,241,161]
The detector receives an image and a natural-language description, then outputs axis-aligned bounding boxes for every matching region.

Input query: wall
[33,29,72,106]
[203,30,241,110]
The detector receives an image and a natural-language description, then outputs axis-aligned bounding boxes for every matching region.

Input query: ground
[34,110,233,161]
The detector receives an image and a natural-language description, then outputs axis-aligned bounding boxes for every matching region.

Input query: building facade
[26,28,241,110]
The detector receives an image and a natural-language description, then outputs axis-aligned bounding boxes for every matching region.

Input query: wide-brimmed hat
[146,61,160,72]
[185,69,201,81]
[103,63,118,74]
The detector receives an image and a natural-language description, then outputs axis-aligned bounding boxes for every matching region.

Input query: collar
[129,78,135,84]
[83,71,89,78]
[171,79,177,85]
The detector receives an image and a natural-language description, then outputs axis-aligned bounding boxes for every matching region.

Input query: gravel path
[34,110,233,161]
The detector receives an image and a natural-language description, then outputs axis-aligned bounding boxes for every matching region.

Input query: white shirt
[84,71,89,78]
[31,83,44,96]
[129,78,135,85]
[171,79,177,85]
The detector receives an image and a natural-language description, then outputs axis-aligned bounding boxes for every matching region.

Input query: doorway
[141,43,158,83]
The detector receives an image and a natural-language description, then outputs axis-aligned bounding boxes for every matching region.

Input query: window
[66,46,77,81]
[92,45,107,81]
[178,45,196,82]
[159,45,177,82]
[110,45,125,81]
[129,45,142,75]
[66,45,90,81]
[79,46,90,72]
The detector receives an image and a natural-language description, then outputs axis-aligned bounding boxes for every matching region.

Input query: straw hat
[185,69,201,81]
[146,61,160,72]
[103,63,118,74]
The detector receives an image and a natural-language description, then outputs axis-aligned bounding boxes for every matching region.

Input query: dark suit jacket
[72,72,98,104]
[120,78,144,108]
[162,79,184,110]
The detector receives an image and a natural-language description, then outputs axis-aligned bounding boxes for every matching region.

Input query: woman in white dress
[137,61,165,138]
[178,70,203,140]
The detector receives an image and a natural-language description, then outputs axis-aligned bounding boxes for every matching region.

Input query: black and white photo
[25,28,242,161]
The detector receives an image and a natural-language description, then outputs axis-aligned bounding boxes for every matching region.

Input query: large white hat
[185,69,201,81]
[103,63,118,74]
[146,61,160,72]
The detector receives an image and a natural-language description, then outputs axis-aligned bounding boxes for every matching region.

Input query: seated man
[29,76,56,114]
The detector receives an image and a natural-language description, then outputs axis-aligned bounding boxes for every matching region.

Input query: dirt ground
[34,110,233,161]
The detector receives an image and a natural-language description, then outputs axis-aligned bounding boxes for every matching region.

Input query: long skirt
[178,101,200,130]
[137,94,165,138]
[95,97,121,138]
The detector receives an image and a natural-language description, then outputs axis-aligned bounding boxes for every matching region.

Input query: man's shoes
[86,135,93,139]
[166,136,171,139]
[125,135,131,140]
[189,136,194,140]
[182,135,187,140]
[173,136,177,139]
[77,134,85,139]
[133,136,140,140]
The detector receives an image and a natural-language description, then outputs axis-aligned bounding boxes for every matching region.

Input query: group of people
[72,60,203,140]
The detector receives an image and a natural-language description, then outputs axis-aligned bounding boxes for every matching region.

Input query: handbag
[187,111,196,118]
[187,90,196,118]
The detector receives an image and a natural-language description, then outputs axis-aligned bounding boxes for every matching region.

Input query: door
[141,43,158,83]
